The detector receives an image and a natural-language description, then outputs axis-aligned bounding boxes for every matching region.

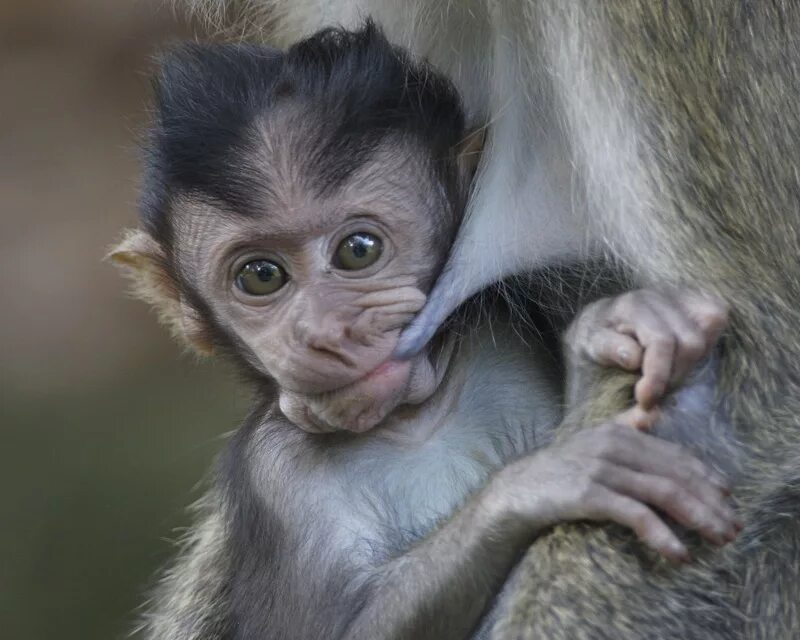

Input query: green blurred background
[0,3,246,638]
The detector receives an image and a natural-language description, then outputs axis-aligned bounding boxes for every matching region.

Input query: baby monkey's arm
[566,288,729,418]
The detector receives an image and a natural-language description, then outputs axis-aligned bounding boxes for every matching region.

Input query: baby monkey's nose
[306,325,344,350]
[296,317,357,366]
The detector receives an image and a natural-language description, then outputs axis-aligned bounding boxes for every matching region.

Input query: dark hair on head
[141,20,466,248]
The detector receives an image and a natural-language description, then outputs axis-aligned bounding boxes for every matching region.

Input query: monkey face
[115,33,470,433]
[169,148,451,433]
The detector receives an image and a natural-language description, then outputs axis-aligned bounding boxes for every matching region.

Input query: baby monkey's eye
[235,260,287,296]
[334,232,383,271]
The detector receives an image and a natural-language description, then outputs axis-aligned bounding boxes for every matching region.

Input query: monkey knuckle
[584,298,605,314]
[673,460,699,484]
[594,439,619,460]
[650,334,676,354]
[581,339,604,364]
[656,480,686,507]
[565,324,587,354]
[583,298,608,318]
[569,323,597,357]
[634,288,658,304]
[704,311,728,332]
[682,505,706,530]
[573,478,598,506]
[409,290,427,307]
[692,460,717,484]
[593,430,626,457]
[595,421,623,436]
[584,459,609,481]
[634,290,663,313]
[697,297,730,321]
[713,302,731,322]
[630,506,656,535]
[616,291,636,308]
[679,333,707,359]
[564,322,579,345]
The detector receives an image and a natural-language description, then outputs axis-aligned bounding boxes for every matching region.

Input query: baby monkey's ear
[107,229,215,356]
[456,128,486,182]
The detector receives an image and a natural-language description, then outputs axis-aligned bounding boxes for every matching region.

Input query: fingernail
[671,542,689,560]
[710,475,731,494]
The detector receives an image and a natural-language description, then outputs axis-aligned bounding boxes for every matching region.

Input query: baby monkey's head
[112,22,479,433]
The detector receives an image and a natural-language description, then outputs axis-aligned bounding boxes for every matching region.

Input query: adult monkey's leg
[496,3,800,638]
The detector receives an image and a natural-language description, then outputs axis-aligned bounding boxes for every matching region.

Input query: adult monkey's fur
[178,2,800,638]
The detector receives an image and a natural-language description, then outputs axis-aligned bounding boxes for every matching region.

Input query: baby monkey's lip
[313,350,417,396]
[308,358,415,434]
[362,359,404,380]
[328,358,412,400]
[286,348,439,434]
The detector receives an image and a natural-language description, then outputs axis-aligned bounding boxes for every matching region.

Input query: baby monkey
[113,23,737,640]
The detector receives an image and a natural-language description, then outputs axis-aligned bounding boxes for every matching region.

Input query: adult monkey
[184,1,800,638]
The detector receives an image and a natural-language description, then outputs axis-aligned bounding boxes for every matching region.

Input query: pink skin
[264,283,438,433]
[279,352,439,434]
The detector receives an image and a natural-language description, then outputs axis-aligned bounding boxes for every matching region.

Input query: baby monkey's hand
[569,289,729,410]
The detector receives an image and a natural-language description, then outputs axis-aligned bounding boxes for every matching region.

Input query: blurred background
[0,3,246,638]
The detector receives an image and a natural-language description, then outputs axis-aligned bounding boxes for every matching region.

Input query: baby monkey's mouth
[278,347,445,434]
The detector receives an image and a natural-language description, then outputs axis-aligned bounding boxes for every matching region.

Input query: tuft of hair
[141,20,466,249]
[107,230,183,341]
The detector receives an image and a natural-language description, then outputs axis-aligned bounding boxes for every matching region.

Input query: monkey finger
[635,330,676,408]
[606,428,740,526]
[373,304,427,333]
[354,287,427,311]
[594,423,731,493]
[582,327,643,370]
[647,304,708,386]
[596,465,738,546]
[614,304,676,408]
[351,302,427,343]
[581,486,690,563]
[616,405,660,430]
[678,293,730,347]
